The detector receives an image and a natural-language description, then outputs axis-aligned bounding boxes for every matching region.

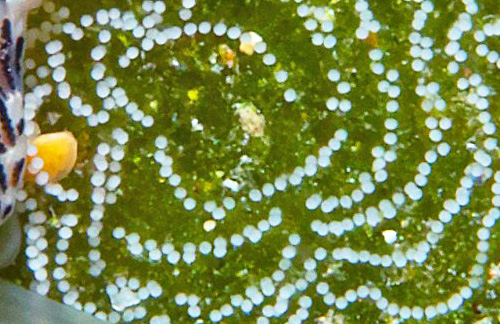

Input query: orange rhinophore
[27,131,78,183]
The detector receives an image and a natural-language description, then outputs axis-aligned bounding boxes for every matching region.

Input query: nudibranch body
[0,0,40,227]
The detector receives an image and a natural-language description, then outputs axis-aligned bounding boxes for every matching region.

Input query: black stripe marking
[0,20,13,90]
[14,37,24,77]
[0,163,7,192]
[3,204,12,218]
[0,19,12,48]
[16,118,24,135]
[0,19,15,91]
[0,99,16,146]
[0,143,6,154]
[11,157,25,186]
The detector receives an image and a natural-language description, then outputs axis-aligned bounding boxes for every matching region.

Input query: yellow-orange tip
[27,131,78,183]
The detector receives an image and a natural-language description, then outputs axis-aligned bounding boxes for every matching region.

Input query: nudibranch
[0,0,41,268]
